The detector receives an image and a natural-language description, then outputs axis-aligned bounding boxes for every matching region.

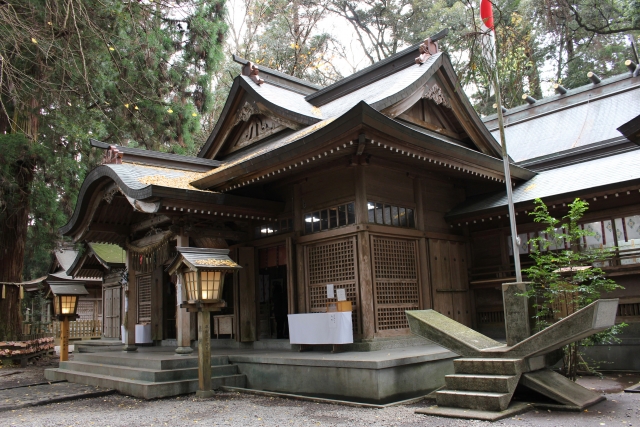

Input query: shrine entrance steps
[44,351,246,399]
[436,358,522,412]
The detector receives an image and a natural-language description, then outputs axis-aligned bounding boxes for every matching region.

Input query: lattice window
[377,307,412,330]
[77,300,95,321]
[372,237,419,331]
[373,238,417,280]
[137,274,152,323]
[308,239,356,285]
[306,237,359,333]
[375,282,419,305]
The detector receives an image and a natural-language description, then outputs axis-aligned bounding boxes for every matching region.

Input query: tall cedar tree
[0,0,227,340]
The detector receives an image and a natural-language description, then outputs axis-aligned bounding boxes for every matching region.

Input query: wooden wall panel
[301,168,355,210]
[429,239,472,325]
[365,167,414,206]
[150,266,164,341]
[238,247,257,342]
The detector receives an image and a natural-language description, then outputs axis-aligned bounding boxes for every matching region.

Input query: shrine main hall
[46,39,640,400]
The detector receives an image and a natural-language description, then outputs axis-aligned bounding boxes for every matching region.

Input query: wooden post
[60,317,69,362]
[175,233,194,355]
[195,310,214,398]
[293,182,306,313]
[124,251,138,352]
[357,231,375,339]
[355,165,375,338]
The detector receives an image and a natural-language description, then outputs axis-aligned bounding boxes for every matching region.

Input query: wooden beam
[184,227,247,241]
[88,223,129,235]
[130,215,171,233]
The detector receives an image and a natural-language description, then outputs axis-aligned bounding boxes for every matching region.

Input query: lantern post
[167,248,241,397]
[49,283,89,362]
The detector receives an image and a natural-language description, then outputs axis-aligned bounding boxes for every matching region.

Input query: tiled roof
[448,148,640,218]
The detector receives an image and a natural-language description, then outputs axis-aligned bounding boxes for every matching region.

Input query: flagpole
[491,47,523,283]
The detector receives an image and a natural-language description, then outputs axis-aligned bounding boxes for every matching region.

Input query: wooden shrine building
[60,41,640,368]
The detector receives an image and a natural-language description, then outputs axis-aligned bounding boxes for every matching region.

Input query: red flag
[480,0,495,32]
[479,0,496,66]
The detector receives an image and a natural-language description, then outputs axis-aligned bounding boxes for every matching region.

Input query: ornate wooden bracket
[423,84,451,108]
[102,145,123,165]
[242,61,264,85]
[415,38,439,65]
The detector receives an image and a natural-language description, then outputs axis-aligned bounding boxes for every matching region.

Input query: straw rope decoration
[126,230,175,273]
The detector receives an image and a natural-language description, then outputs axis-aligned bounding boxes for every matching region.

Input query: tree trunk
[0,143,36,341]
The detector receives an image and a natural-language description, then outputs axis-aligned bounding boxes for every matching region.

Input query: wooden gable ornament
[224,101,286,154]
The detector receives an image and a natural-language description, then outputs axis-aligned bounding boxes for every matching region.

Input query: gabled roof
[192,101,533,190]
[199,51,504,164]
[448,148,640,220]
[483,73,640,163]
[61,163,285,241]
[67,243,126,279]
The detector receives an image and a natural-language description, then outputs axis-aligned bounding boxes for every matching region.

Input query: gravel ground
[0,356,61,389]
[1,359,639,427]
[0,386,638,427]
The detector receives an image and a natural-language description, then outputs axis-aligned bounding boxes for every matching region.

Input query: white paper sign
[326,284,334,299]
[336,288,347,301]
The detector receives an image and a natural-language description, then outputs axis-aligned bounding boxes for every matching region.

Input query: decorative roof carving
[230,114,284,152]
[415,38,439,65]
[102,145,123,165]
[235,102,259,126]
[423,84,451,108]
[242,61,264,85]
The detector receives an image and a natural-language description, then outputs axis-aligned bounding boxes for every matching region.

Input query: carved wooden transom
[230,114,285,152]
[423,84,450,108]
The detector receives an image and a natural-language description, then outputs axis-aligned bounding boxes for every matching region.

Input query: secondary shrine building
[62,42,640,362]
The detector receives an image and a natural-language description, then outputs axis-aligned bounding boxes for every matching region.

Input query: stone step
[59,361,238,382]
[453,358,523,375]
[436,389,512,412]
[44,368,246,399]
[72,353,229,370]
[445,374,519,393]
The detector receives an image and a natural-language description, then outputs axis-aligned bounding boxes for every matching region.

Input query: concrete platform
[45,343,457,403]
[416,401,533,421]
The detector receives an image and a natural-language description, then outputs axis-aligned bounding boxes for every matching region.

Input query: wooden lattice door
[371,236,420,333]
[305,236,360,334]
[137,273,152,324]
[103,286,121,338]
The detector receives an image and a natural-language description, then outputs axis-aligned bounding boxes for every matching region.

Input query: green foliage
[522,198,625,379]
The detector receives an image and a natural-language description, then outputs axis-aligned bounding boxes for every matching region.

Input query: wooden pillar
[124,252,138,351]
[60,317,69,362]
[355,165,375,338]
[285,236,296,314]
[293,182,306,313]
[175,233,193,355]
[195,310,214,397]
[414,177,432,309]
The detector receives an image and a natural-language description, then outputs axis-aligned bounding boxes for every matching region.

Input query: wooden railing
[52,320,102,339]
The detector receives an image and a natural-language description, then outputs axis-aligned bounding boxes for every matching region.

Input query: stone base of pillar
[122,345,138,352]
[175,346,194,355]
